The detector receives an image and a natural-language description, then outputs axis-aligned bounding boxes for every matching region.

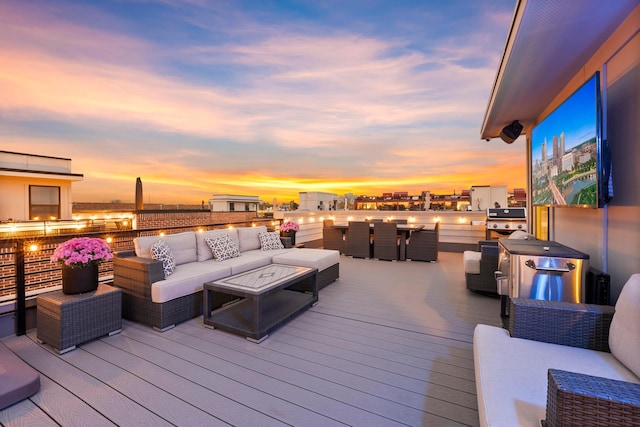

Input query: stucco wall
[542,7,640,301]
[0,177,74,221]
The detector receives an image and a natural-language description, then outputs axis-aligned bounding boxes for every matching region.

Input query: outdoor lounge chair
[474,273,640,426]
[463,240,498,293]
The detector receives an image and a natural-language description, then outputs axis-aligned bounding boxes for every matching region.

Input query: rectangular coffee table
[203,264,318,343]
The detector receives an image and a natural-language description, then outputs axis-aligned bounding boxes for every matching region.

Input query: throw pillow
[205,234,240,261]
[258,231,285,251]
[150,240,176,278]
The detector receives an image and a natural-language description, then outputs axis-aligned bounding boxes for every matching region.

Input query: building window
[229,202,235,211]
[245,204,250,211]
[30,185,60,220]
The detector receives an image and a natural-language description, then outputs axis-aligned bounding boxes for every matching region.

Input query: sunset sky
[1,0,526,204]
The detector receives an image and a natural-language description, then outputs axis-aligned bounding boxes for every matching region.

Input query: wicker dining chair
[373,222,399,261]
[346,221,372,258]
[323,225,345,253]
[406,222,439,262]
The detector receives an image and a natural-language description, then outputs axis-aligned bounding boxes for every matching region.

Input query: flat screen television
[530,71,612,207]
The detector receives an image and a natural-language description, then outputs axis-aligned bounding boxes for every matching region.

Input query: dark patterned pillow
[150,240,175,278]
[205,234,240,261]
[258,231,284,251]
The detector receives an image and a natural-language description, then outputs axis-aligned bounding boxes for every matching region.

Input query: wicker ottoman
[37,284,122,354]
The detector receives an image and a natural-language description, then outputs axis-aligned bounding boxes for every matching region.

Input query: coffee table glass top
[210,264,314,293]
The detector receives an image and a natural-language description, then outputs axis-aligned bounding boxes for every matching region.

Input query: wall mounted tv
[531,71,612,208]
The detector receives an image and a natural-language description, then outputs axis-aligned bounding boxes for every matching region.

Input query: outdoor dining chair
[373,222,399,261]
[323,225,345,253]
[346,221,371,258]
[406,222,439,262]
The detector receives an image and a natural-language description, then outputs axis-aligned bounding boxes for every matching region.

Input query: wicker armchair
[463,240,499,293]
[406,223,439,262]
[507,295,640,426]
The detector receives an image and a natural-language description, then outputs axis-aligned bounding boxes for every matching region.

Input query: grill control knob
[504,224,510,229]
[518,224,523,229]
[493,224,498,228]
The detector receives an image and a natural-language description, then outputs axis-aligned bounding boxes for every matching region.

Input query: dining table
[331,223,425,261]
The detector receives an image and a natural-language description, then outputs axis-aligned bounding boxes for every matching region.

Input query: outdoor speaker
[500,120,523,144]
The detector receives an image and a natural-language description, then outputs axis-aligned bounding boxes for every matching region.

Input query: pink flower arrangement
[280,221,299,233]
[51,237,114,268]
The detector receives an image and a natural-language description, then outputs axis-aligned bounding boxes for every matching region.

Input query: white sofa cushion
[151,261,231,303]
[134,232,197,265]
[272,249,340,272]
[463,250,481,274]
[609,273,640,378]
[216,252,272,275]
[474,324,640,427]
[237,226,267,252]
[196,229,239,262]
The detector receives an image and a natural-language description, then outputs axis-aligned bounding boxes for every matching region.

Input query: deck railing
[0,218,278,336]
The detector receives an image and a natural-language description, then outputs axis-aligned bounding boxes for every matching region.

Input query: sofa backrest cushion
[134,232,197,265]
[609,273,640,378]
[196,229,239,262]
[237,226,267,252]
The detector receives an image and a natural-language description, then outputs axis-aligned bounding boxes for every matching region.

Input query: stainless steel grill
[486,207,527,239]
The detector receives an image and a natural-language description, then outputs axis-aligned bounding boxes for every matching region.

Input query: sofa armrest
[509,298,615,352]
[544,369,640,426]
[479,244,499,271]
[476,239,498,251]
[113,252,164,299]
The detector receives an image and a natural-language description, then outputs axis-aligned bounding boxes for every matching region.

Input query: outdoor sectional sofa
[474,273,640,426]
[113,226,339,331]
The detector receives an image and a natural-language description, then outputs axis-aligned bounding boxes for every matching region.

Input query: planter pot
[61,264,99,294]
[281,231,296,246]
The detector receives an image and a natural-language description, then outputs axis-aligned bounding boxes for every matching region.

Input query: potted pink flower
[280,221,299,245]
[51,237,113,294]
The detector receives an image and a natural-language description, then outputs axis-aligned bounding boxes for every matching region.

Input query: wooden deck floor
[1,252,501,427]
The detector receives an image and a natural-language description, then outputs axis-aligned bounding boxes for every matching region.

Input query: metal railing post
[16,240,26,336]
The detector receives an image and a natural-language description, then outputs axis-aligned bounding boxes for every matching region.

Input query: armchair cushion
[463,250,481,274]
[609,273,640,378]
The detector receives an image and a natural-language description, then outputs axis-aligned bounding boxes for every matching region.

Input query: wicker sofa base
[318,263,339,289]
[121,290,204,331]
[118,263,339,331]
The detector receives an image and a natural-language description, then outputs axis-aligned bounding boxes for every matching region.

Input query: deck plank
[0,252,500,427]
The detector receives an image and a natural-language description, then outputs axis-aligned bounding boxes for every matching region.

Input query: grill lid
[487,207,526,219]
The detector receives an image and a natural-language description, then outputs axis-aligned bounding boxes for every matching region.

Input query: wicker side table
[37,284,122,354]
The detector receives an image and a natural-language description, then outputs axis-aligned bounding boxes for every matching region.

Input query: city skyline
[1,0,526,204]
